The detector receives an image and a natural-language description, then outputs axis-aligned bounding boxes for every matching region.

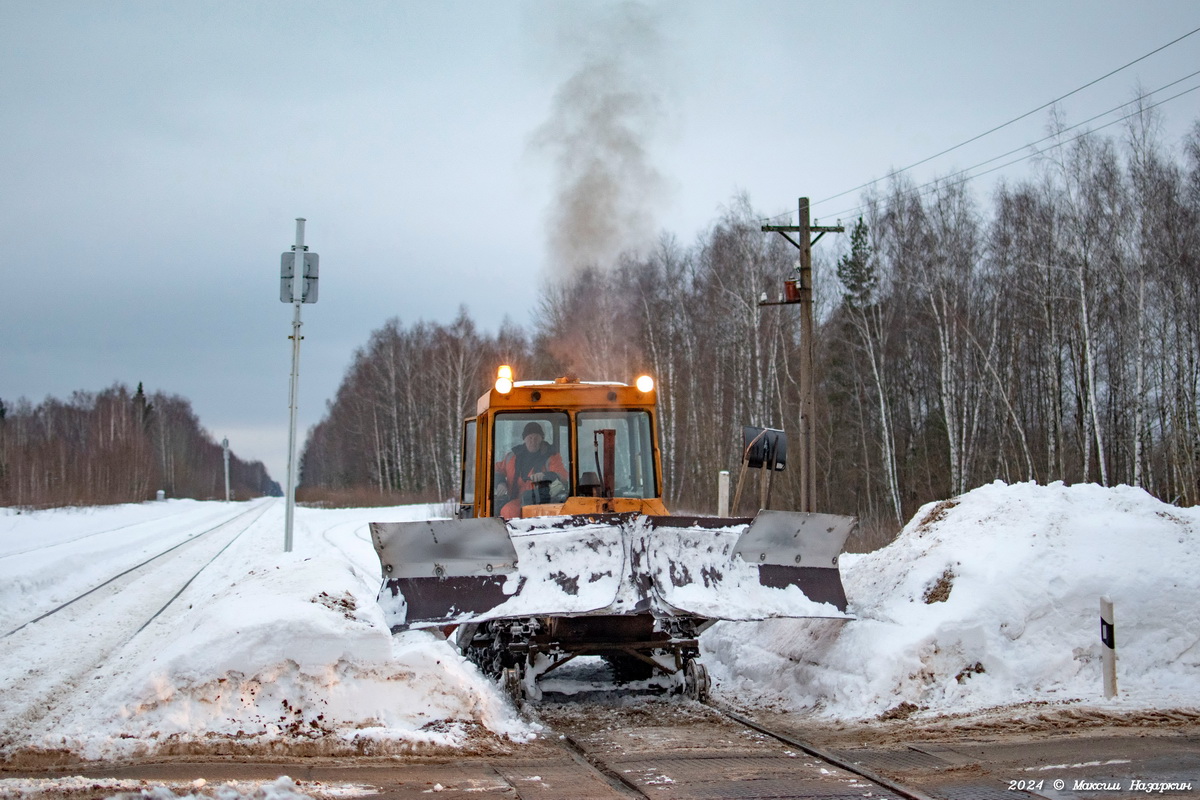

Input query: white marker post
[281,218,318,553]
[222,437,230,502]
[1100,596,1117,698]
[718,470,730,517]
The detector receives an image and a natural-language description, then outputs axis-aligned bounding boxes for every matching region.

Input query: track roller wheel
[683,659,710,701]
[501,666,525,705]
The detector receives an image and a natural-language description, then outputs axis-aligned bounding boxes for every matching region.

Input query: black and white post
[1100,596,1117,698]
[281,218,319,553]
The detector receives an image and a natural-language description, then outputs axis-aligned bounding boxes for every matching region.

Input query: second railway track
[3,499,272,639]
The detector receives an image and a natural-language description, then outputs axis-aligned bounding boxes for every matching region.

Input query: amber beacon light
[495,365,514,394]
[635,375,655,393]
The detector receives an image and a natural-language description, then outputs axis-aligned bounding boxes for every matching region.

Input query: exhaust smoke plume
[531,2,673,275]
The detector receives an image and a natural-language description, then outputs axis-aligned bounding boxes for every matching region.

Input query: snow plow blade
[370,510,854,632]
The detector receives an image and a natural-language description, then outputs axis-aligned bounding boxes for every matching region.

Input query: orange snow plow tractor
[370,367,854,700]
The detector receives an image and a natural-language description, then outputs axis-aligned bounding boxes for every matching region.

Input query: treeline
[0,384,280,508]
[300,311,531,500]
[300,115,1200,532]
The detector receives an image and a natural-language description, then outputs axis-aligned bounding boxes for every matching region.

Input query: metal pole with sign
[281,218,318,552]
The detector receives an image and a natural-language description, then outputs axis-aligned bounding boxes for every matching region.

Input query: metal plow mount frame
[370,510,855,632]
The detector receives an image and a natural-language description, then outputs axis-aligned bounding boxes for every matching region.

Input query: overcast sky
[3,1,1198,485]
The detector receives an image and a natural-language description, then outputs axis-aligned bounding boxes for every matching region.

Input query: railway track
[508,695,1185,800]
[706,703,939,800]
[0,499,275,748]
[529,695,939,800]
[0,502,255,562]
[6,657,1195,797]
[2,499,272,639]
[9,695,1196,799]
[0,698,997,800]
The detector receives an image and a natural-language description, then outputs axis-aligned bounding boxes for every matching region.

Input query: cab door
[460,417,477,518]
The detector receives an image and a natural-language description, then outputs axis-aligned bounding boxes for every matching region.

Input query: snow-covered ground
[0,497,530,768]
[1,481,1197,781]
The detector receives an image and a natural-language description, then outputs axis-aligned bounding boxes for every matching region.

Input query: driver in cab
[495,421,567,519]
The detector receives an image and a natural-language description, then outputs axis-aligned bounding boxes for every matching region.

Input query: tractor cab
[458,369,668,520]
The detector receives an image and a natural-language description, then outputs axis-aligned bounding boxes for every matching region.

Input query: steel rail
[3,500,271,639]
[532,690,942,800]
[132,500,275,635]
[556,731,652,799]
[709,701,941,800]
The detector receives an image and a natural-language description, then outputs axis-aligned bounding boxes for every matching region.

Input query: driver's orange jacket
[495,446,567,519]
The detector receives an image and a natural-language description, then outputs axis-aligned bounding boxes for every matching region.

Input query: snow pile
[84,557,527,757]
[703,481,1200,719]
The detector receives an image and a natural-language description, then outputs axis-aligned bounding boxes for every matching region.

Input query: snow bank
[703,481,1200,719]
[69,556,529,760]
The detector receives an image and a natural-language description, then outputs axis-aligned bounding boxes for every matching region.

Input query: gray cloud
[3,0,1196,481]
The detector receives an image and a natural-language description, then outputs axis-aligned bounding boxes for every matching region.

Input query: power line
[822,81,1200,223]
[812,24,1200,209]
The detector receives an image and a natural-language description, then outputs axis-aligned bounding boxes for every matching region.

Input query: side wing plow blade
[370,516,632,631]
[370,519,520,630]
[644,511,855,621]
[733,510,855,612]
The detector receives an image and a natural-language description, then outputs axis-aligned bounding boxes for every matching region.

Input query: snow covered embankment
[0,502,533,763]
[88,554,529,758]
[703,481,1200,720]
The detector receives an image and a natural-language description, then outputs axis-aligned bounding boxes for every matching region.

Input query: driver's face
[523,433,543,451]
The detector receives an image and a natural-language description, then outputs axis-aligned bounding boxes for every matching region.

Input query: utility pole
[762,198,843,512]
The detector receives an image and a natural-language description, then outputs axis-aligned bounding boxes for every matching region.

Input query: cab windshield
[575,410,656,499]
[492,412,570,518]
